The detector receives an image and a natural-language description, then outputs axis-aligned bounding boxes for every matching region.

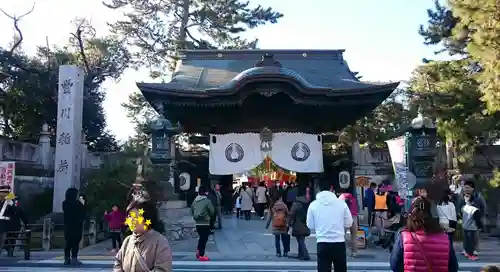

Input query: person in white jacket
[306,180,352,272]
[437,188,457,245]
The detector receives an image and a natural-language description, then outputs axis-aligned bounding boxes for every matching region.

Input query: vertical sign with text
[386,137,409,198]
[53,66,84,213]
[0,162,16,193]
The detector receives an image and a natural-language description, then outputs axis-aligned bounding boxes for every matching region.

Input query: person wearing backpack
[266,193,290,257]
[190,186,215,261]
[287,185,311,261]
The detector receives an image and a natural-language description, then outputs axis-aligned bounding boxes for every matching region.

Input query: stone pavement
[1,214,500,267]
[76,214,390,261]
[0,259,491,271]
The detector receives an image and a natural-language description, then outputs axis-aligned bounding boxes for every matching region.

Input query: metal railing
[26,218,108,251]
[4,229,32,260]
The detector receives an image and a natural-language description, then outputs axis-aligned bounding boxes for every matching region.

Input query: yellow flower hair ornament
[124,208,152,232]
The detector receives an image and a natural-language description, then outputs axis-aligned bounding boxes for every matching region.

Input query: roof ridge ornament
[255,53,282,68]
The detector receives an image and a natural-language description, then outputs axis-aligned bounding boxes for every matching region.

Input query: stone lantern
[143,111,182,165]
[406,111,438,195]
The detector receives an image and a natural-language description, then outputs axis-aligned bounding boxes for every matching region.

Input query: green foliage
[24,188,53,223]
[338,88,414,147]
[112,0,283,144]
[419,0,466,55]
[121,91,156,149]
[249,159,281,177]
[489,168,500,188]
[419,0,500,113]
[451,0,500,113]
[0,18,126,151]
[81,156,138,217]
[103,0,283,76]
[407,59,500,168]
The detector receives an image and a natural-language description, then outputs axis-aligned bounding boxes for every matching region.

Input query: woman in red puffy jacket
[390,196,458,272]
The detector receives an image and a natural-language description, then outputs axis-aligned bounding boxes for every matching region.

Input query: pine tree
[108,0,283,141]
[104,0,283,76]
[0,13,126,151]
[418,0,467,55]
[419,0,500,113]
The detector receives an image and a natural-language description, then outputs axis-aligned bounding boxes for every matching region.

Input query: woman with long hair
[390,196,458,272]
[437,189,457,245]
[113,200,172,272]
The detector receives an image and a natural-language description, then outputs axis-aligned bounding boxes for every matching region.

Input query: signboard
[356,228,367,249]
[0,161,15,193]
[355,176,370,187]
[386,137,409,198]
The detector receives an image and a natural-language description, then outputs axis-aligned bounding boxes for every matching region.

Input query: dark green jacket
[190,195,215,225]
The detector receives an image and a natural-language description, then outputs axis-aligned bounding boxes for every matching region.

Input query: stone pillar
[52,65,84,213]
[38,123,51,169]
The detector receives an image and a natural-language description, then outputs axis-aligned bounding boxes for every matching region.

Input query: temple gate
[137,49,399,204]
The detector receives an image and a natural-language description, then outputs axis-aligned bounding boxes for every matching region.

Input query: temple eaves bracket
[255,53,282,68]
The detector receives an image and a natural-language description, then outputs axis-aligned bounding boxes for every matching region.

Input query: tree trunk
[178,0,190,48]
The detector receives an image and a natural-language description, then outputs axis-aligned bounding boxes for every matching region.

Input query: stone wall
[0,135,110,171]
[158,201,197,243]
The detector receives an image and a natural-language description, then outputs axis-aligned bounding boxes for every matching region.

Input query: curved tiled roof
[137,49,399,95]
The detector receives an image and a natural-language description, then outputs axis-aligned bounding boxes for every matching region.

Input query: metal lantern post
[405,111,438,208]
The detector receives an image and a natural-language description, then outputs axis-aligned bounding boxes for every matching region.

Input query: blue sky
[0,0,446,142]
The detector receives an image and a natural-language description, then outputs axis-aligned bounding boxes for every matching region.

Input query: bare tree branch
[0,3,36,53]
[70,23,92,73]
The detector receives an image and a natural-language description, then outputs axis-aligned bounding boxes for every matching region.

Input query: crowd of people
[226,179,358,271]
[205,178,497,272]
[1,176,500,272]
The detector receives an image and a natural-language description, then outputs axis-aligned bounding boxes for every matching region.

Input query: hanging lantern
[265,156,271,170]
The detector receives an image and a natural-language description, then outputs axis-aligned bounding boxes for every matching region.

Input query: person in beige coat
[255,181,268,220]
[114,201,172,272]
[240,184,254,221]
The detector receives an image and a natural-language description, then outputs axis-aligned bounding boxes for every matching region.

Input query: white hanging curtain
[271,132,324,173]
[209,133,264,175]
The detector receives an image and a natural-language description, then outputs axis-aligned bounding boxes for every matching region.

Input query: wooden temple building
[137,49,399,200]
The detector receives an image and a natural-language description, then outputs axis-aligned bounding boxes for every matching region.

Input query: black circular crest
[225,143,244,163]
[179,174,187,186]
[291,142,311,162]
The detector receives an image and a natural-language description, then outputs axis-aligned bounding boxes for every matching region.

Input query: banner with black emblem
[271,132,324,173]
[209,133,264,175]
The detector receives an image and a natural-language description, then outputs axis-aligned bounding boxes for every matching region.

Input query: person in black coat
[207,188,219,230]
[0,185,16,254]
[4,198,27,257]
[62,188,85,265]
